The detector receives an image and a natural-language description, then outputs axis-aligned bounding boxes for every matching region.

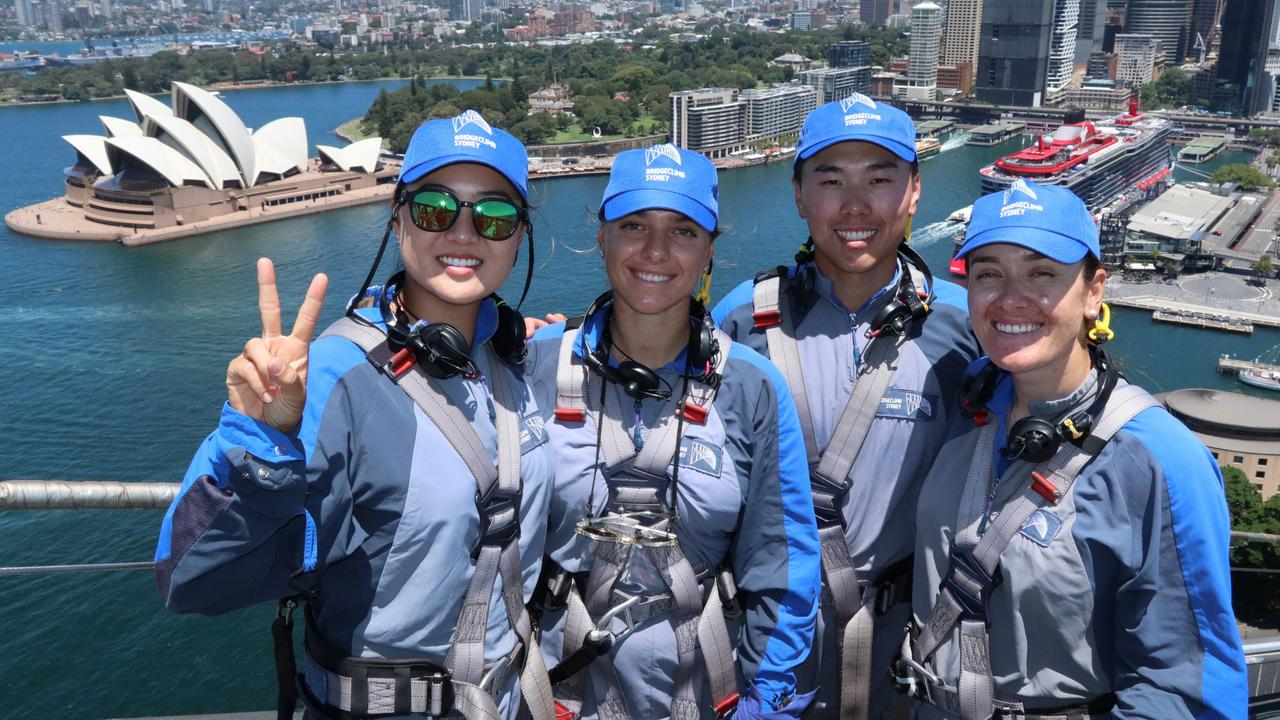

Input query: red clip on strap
[554,701,576,720]
[681,401,709,424]
[752,309,780,329]
[389,348,416,379]
[554,407,586,423]
[1031,471,1059,504]
[973,410,990,427]
[714,693,740,718]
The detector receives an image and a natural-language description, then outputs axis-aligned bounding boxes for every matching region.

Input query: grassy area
[547,114,664,145]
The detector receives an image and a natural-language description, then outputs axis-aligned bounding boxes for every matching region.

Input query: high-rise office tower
[1115,33,1162,87]
[1126,0,1192,65]
[905,1,942,101]
[1188,0,1221,61]
[942,0,982,71]
[860,0,890,25]
[1213,0,1280,114]
[976,0,1080,106]
[14,0,34,27]
[1075,0,1108,63]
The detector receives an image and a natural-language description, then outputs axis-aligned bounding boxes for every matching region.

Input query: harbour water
[0,82,1274,718]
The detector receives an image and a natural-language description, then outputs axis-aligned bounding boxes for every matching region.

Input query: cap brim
[601,188,717,233]
[796,134,917,165]
[957,225,1091,264]
[399,154,528,201]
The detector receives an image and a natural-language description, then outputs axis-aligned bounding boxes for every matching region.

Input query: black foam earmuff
[1000,347,1119,464]
[581,291,720,401]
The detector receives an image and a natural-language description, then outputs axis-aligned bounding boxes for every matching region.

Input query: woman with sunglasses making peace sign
[524,145,820,720]
[156,111,558,720]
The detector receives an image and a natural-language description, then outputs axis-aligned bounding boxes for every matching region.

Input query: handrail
[0,480,179,510]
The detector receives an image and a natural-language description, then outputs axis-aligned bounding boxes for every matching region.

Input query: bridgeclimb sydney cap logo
[600,144,719,233]
[796,95,917,166]
[958,180,1100,264]
[397,110,529,200]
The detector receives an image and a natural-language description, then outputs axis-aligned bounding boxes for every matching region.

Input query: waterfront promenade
[1106,271,1280,329]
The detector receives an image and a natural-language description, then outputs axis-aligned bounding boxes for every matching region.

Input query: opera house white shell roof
[66,83,382,191]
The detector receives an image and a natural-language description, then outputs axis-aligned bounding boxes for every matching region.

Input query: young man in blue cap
[526,144,821,719]
[157,111,559,720]
[900,180,1245,719]
[713,96,979,718]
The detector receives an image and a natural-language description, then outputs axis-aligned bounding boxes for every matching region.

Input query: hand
[225,258,329,434]
[524,312,568,340]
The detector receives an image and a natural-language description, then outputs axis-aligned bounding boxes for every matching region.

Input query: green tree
[1210,163,1274,190]
[1252,254,1275,277]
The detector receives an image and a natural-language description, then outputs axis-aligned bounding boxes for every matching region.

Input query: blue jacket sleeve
[728,347,821,709]
[155,336,368,614]
[1103,410,1247,719]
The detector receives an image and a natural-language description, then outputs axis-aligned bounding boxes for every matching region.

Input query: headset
[579,290,719,400]
[960,346,1119,464]
[787,239,935,338]
[373,270,526,380]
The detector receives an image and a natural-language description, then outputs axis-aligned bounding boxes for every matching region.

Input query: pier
[1218,356,1280,376]
[1152,308,1254,333]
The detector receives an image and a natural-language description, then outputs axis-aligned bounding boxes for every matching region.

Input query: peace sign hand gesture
[226,258,329,434]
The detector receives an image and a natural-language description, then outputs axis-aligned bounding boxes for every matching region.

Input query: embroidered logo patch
[1018,508,1063,547]
[643,143,687,183]
[876,389,937,421]
[678,437,722,476]
[520,414,547,453]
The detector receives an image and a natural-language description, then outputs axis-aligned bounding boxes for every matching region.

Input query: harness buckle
[716,566,745,622]
[810,472,851,528]
[940,549,1002,623]
[472,482,521,559]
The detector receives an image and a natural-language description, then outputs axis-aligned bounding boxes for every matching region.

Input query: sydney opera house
[6,81,397,245]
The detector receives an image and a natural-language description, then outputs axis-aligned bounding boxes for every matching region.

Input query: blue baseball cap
[795,94,917,165]
[599,144,719,233]
[398,110,529,201]
[958,180,1099,264]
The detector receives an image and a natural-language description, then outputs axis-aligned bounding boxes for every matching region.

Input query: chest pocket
[875,388,938,422]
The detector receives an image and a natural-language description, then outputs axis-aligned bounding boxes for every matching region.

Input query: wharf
[1152,308,1253,333]
[1219,356,1280,375]
[1110,294,1280,329]
[1106,272,1280,330]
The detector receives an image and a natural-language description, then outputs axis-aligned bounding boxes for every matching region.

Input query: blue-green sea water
[0,83,1273,718]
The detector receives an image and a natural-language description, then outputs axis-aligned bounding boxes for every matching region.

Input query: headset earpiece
[1001,347,1119,463]
[867,246,936,338]
[489,295,527,365]
[407,322,478,379]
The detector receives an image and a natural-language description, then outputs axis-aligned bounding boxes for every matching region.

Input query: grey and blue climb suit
[155,301,553,720]
[526,306,821,718]
[713,260,980,716]
[912,366,1247,719]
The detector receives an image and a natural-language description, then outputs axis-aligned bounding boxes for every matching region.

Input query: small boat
[916,137,940,160]
[1240,369,1280,392]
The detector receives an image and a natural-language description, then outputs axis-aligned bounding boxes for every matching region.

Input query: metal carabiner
[585,594,643,648]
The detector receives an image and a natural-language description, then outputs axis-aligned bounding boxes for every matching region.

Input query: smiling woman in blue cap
[523,144,820,719]
[895,180,1246,719]
[155,111,558,720]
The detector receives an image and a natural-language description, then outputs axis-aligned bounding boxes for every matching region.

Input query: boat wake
[910,219,963,247]
[940,132,970,152]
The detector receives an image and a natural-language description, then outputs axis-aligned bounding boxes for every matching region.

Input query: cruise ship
[977,98,1174,213]
[950,98,1174,276]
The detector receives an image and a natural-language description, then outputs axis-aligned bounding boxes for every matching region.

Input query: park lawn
[547,114,663,144]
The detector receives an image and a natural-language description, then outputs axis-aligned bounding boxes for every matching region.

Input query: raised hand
[225,258,329,434]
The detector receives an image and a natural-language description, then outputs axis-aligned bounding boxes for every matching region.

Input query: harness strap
[755,269,908,720]
[317,317,553,720]
[910,383,1159,720]
[752,273,819,462]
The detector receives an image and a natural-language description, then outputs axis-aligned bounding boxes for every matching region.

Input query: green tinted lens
[471,199,522,240]
[410,190,459,232]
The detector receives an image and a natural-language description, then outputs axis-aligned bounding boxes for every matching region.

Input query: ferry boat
[915,137,941,160]
[977,97,1173,213]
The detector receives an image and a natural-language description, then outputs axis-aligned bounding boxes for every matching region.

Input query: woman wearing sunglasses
[156,111,558,720]
[524,145,821,720]
[894,182,1245,719]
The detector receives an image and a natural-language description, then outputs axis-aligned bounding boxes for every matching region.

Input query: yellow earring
[1087,302,1115,343]
[904,215,914,243]
[694,267,713,306]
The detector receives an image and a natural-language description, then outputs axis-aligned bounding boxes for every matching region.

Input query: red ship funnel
[1128,96,1139,116]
